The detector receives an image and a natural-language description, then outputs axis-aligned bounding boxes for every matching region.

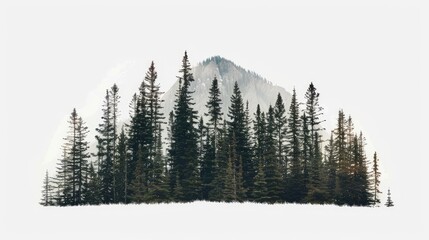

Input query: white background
[0,0,426,239]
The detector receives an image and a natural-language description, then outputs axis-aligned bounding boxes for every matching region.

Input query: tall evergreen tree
[371,152,382,206]
[170,52,200,201]
[253,104,265,173]
[142,62,165,202]
[227,81,254,199]
[63,109,90,205]
[205,76,223,147]
[96,90,115,204]
[334,110,348,205]
[273,93,288,189]
[285,89,304,202]
[264,106,283,203]
[304,83,325,202]
[203,76,223,200]
[110,84,120,202]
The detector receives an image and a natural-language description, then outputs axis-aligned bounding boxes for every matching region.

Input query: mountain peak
[161,56,291,122]
[198,56,268,85]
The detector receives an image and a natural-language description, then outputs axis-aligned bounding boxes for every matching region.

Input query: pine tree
[228,81,254,199]
[265,105,283,203]
[385,189,394,207]
[253,104,265,175]
[205,76,223,147]
[40,171,54,206]
[143,62,165,201]
[286,88,304,203]
[96,90,115,204]
[64,109,90,205]
[371,152,382,206]
[170,52,200,201]
[273,93,288,195]
[203,76,223,201]
[110,84,120,203]
[304,83,325,203]
[334,110,348,205]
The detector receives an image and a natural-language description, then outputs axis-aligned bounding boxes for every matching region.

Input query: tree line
[40,52,385,206]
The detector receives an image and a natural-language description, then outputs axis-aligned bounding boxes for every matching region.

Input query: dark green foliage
[202,77,223,201]
[96,90,115,204]
[334,110,348,205]
[264,106,283,203]
[228,82,254,199]
[273,94,288,196]
[205,76,223,140]
[286,89,304,203]
[304,83,325,203]
[170,52,200,201]
[253,104,265,175]
[64,109,90,205]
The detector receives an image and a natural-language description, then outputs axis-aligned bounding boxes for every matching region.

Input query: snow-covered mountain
[161,56,292,121]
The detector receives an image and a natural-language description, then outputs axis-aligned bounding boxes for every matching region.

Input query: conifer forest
[40,52,386,207]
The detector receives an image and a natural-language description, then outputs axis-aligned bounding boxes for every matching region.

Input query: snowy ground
[1,201,425,240]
